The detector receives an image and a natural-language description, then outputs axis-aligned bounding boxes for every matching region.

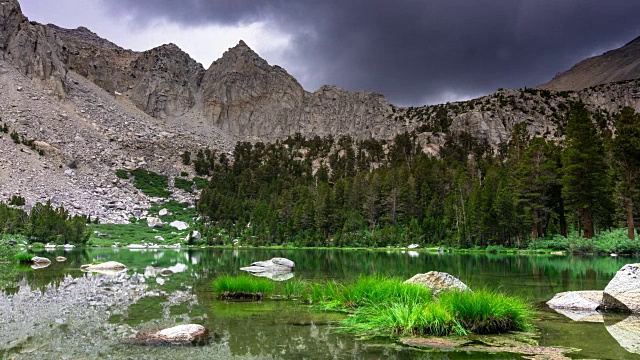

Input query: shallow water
[0,248,638,359]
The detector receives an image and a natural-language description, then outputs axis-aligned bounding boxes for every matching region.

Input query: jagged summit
[540,34,640,91]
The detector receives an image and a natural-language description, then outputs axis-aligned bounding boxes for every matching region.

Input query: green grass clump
[12,252,33,263]
[212,275,276,295]
[131,168,172,198]
[174,178,194,192]
[115,169,130,179]
[31,242,44,249]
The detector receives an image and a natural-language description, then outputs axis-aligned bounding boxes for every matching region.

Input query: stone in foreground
[601,264,640,312]
[81,261,127,271]
[547,290,603,310]
[404,271,469,296]
[240,257,295,274]
[130,324,208,346]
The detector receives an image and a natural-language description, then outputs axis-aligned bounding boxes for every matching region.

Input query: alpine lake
[1,248,638,360]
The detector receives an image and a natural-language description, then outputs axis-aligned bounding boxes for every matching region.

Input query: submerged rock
[56,256,67,262]
[81,261,127,272]
[404,271,469,296]
[130,324,208,346]
[240,257,295,274]
[601,264,640,312]
[547,290,603,311]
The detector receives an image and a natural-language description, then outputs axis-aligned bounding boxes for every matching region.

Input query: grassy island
[212,276,533,337]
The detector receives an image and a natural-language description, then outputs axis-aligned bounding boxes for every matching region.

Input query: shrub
[181,151,191,165]
[180,171,189,177]
[193,177,209,189]
[131,168,172,198]
[174,178,194,192]
[115,169,130,179]
[8,195,25,206]
[0,243,17,262]
[12,252,33,263]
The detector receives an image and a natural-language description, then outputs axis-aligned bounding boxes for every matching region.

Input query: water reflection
[1,249,639,359]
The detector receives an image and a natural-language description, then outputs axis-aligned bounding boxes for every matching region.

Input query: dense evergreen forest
[191,102,640,249]
[0,200,91,245]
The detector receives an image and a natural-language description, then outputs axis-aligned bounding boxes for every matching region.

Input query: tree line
[194,102,640,248]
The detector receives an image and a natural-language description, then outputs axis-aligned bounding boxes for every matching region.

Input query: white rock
[146,217,164,228]
[127,244,147,249]
[404,271,470,296]
[170,221,189,230]
[158,208,168,216]
[547,290,603,311]
[80,261,126,271]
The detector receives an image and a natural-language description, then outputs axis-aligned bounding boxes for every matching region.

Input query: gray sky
[20,0,640,106]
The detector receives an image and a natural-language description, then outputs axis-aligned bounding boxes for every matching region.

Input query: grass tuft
[212,275,276,296]
[12,252,33,263]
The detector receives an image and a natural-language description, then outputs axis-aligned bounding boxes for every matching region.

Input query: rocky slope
[2,0,640,222]
[540,36,640,91]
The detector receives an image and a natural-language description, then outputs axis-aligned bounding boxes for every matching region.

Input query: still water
[0,248,637,359]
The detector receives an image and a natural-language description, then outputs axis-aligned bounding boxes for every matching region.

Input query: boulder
[127,244,147,249]
[158,208,168,216]
[191,230,202,240]
[31,256,51,265]
[146,217,164,228]
[130,324,208,346]
[81,261,126,271]
[601,264,640,312]
[547,290,603,311]
[240,257,295,274]
[170,221,189,230]
[408,244,420,249]
[404,271,470,296]
[55,256,67,262]
[160,268,173,276]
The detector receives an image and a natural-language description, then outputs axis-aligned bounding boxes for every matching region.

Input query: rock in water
[31,256,51,265]
[240,257,295,274]
[404,271,470,296]
[81,261,127,271]
[547,291,603,310]
[130,324,208,346]
[55,256,67,262]
[146,217,164,228]
[601,264,640,312]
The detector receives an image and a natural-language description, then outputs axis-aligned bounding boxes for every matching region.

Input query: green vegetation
[0,201,90,245]
[115,169,130,179]
[174,177,194,192]
[12,252,33,263]
[8,195,25,206]
[0,243,17,263]
[181,151,191,165]
[211,275,533,337]
[193,177,208,189]
[131,168,172,198]
[212,275,276,296]
[88,200,195,246]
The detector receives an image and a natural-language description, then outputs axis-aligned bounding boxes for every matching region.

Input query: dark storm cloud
[102,0,640,105]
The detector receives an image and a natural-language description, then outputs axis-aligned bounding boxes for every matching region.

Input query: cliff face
[0,0,66,95]
[2,0,640,149]
[540,36,640,91]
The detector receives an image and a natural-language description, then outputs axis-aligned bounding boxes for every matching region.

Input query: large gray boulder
[146,217,163,228]
[404,271,470,296]
[601,264,640,312]
[240,257,295,274]
[31,256,51,265]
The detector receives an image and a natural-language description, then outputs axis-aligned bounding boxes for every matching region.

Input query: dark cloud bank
[103,0,640,105]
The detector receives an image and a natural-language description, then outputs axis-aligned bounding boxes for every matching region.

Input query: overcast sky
[20,0,640,106]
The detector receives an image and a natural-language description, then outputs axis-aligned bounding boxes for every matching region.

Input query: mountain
[540,36,640,91]
[2,0,640,223]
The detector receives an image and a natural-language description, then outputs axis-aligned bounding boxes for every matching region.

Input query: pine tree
[561,102,610,239]
[612,107,640,239]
